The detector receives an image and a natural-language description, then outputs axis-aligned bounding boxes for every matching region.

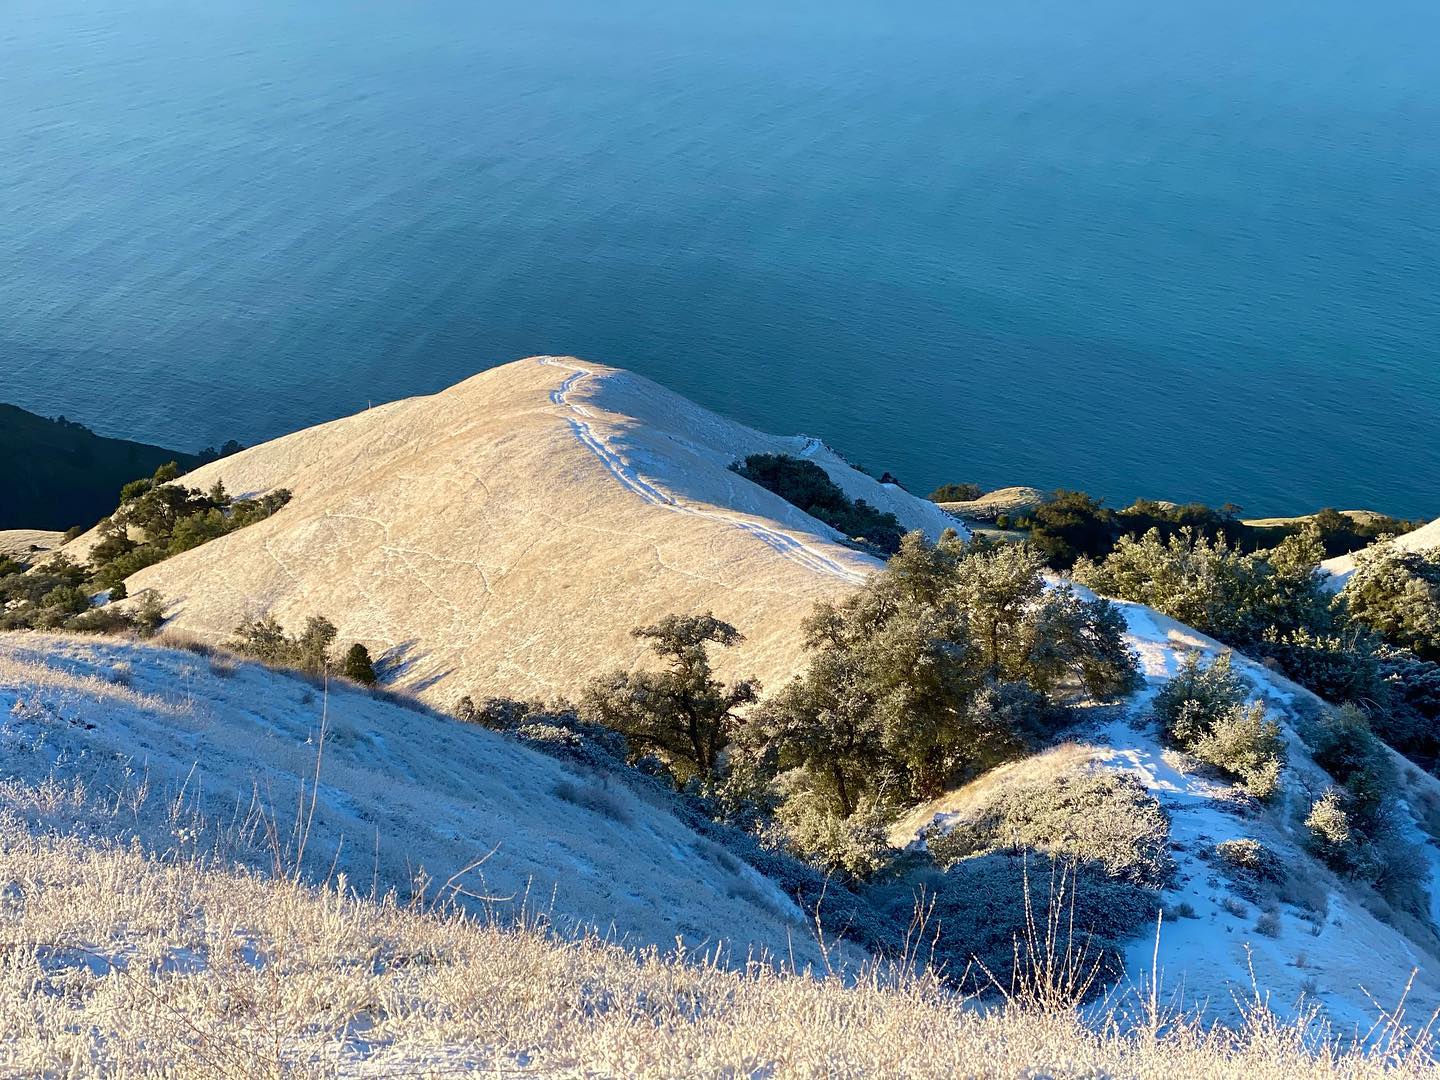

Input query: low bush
[0,463,290,637]
[455,695,631,771]
[1153,653,1286,799]
[870,852,1158,1000]
[767,788,895,880]
[923,764,1172,889]
[228,614,337,675]
[1213,838,1286,903]
[1304,789,1358,870]
[552,775,633,824]
[927,482,984,503]
[1214,838,1285,883]
[341,643,378,685]
[1342,542,1440,662]
[1190,703,1286,800]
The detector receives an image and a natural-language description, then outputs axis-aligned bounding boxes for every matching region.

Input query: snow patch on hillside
[895,594,1440,1033]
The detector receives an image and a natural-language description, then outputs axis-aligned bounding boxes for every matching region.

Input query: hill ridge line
[537,357,872,585]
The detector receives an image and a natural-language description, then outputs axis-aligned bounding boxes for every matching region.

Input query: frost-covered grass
[2,816,1437,1078]
[0,633,818,967]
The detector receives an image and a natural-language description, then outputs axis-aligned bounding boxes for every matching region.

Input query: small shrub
[42,584,91,615]
[132,589,166,637]
[1153,654,1285,800]
[1341,542,1440,662]
[924,764,1172,889]
[870,852,1157,1000]
[770,789,895,880]
[928,482,984,503]
[1154,652,1247,745]
[1304,789,1355,868]
[229,612,335,673]
[1306,705,1395,830]
[342,643,378,685]
[1214,838,1284,883]
[1255,909,1282,938]
[63,606,136,636]
[1190,704,1286,799]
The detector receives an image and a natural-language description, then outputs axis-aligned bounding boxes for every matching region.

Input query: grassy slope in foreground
[0,403,199,531]
[3,823,1434,1078]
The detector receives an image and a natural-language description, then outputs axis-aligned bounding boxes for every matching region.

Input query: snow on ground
[894,596,1440,1034]
[539,358,872,586]
[0,633,824,968]
[1106,600,1440,1034]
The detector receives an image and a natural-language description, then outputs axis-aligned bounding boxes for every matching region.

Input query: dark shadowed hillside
[0,404,200,531]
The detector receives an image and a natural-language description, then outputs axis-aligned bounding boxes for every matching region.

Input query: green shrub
[86,480,291,593]
[1213,838,1286,902]
[342,643,378,685]
[751,533,1140,824]
[1154,652,1248,743]
[870,852,1157,1000]
[452,696,632,773]
[1341,542,1440,662]
[228,613,336,674]
[1153,653,1286,799]
[1257,626,1387,708]
[168,509,230,553]
[65,606,139,635]
[132,589,166,637]
[1190,703,1286,800]
[1214,838,1284,881]
[1374,651,1440,768]
[1305,789,1357,868]
[1075,527,1332,648]
[581,614,758,784]
[1309,507,1424,559]
[1079,521,1440,780]
[42,584,91,615]
[927,483,984,503]
[769,788,895,880]
[731,453,905,555]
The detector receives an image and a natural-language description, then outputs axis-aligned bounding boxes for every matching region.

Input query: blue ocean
[4,0,1438,517]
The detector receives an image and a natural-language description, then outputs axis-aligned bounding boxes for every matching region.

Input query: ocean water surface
[3,0,1438,516]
